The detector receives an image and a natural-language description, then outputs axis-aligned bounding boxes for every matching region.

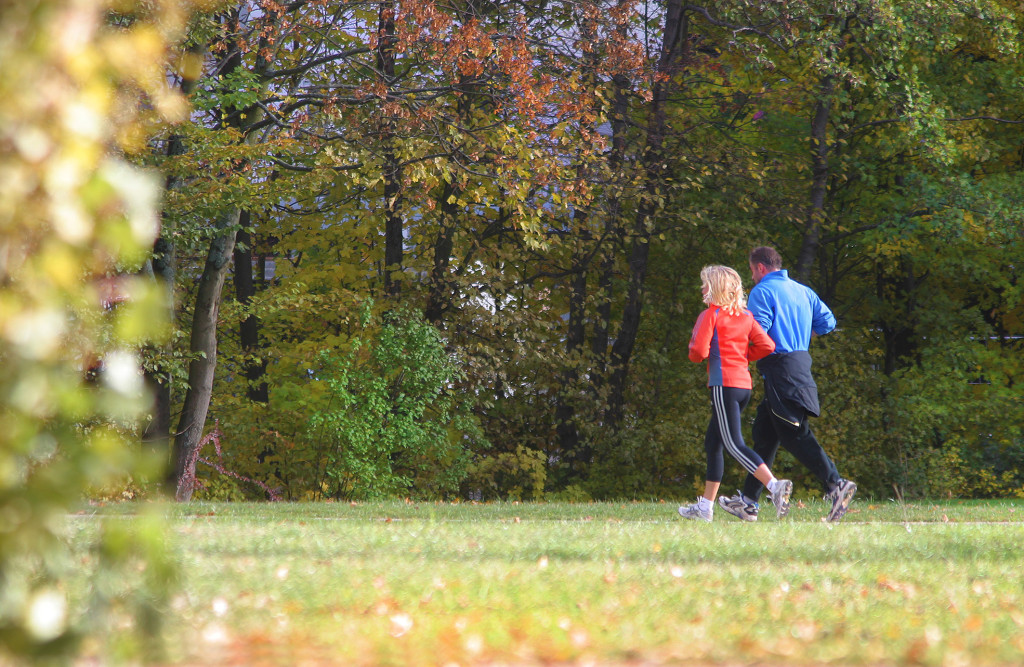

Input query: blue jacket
[747,270,835,354]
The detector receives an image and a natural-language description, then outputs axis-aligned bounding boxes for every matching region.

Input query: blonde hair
[700,265,746,316]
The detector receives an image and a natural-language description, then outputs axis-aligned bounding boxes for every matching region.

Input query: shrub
[308,304,482,499]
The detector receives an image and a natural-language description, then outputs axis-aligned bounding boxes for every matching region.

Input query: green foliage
[153,0,1024,504]
[308,303,481,500]
[463,445,549,501]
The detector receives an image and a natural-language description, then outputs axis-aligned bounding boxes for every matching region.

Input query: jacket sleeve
[688,308,715,363]
[808,288,837,336]
[747,317,775,362]
[747,284,774,333]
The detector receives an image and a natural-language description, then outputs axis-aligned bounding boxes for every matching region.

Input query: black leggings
[704,386,765,483]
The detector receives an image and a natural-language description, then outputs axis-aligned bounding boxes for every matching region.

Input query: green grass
[67,499,1024,666]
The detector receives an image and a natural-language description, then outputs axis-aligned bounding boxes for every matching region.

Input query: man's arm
[746,285,774,333]
[747,318,776,361]
[808,289,836,336]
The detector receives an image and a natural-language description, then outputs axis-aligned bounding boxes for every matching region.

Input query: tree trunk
[794,74,835,282]
[377,2,403,297]
[555,238,589,469]
[425,182,458,325]
[605,0,688,425]
[142,230,174,471]
[170,208,242,500]
[553,10,605,469]
[591,67,632,378]
[168,4,271,499]
[233,217,269,404]
[145,39,206,485]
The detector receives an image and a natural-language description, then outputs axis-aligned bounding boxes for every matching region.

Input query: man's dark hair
[749,246,782,270]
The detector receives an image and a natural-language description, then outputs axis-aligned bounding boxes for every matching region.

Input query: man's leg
[741,399,781,502]
[776,416,840,493]
[778,416,857,521]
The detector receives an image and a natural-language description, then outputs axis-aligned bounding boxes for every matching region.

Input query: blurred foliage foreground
[0,0,215,663]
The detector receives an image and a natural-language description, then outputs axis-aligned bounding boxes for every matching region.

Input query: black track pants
[741,398,840,501]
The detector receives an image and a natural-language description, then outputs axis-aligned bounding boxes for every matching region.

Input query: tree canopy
[67,0,1024,504]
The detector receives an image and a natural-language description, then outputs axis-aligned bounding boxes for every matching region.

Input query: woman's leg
[703,411,725,499]
[712,386,792,517]
[712,386,765,475]
[678,410,726,521]
[701,480,721,502]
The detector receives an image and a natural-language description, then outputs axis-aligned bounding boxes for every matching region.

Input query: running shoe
[677,501,713,522]
[825,478,857,522]
[717,492,758,522]
[771,479,793,519]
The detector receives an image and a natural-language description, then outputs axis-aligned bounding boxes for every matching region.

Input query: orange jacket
[689,306,775,389]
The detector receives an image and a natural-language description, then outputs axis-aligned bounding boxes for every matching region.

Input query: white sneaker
[678,501,713,522]
[771,479,793,519]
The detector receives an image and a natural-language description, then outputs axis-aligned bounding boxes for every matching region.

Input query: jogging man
[718,246,857,523]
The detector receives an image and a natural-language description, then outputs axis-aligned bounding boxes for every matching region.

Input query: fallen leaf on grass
[877,575,917,597]
[790,620,819,641]
[904,637,929,664]
[389,612,413,637]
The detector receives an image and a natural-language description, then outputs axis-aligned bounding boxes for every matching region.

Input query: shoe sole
[774,480,793,519]
[827,482,857,522]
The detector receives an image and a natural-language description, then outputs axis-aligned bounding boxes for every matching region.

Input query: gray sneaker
[717,492,758,522]
[826,479,857,522]
[771,479,793,519]
[678,501,713,522]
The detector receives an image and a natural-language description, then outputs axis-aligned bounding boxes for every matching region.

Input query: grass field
[67,498,1024,666]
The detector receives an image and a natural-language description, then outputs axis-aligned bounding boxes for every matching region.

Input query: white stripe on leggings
[712,385,759,475]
